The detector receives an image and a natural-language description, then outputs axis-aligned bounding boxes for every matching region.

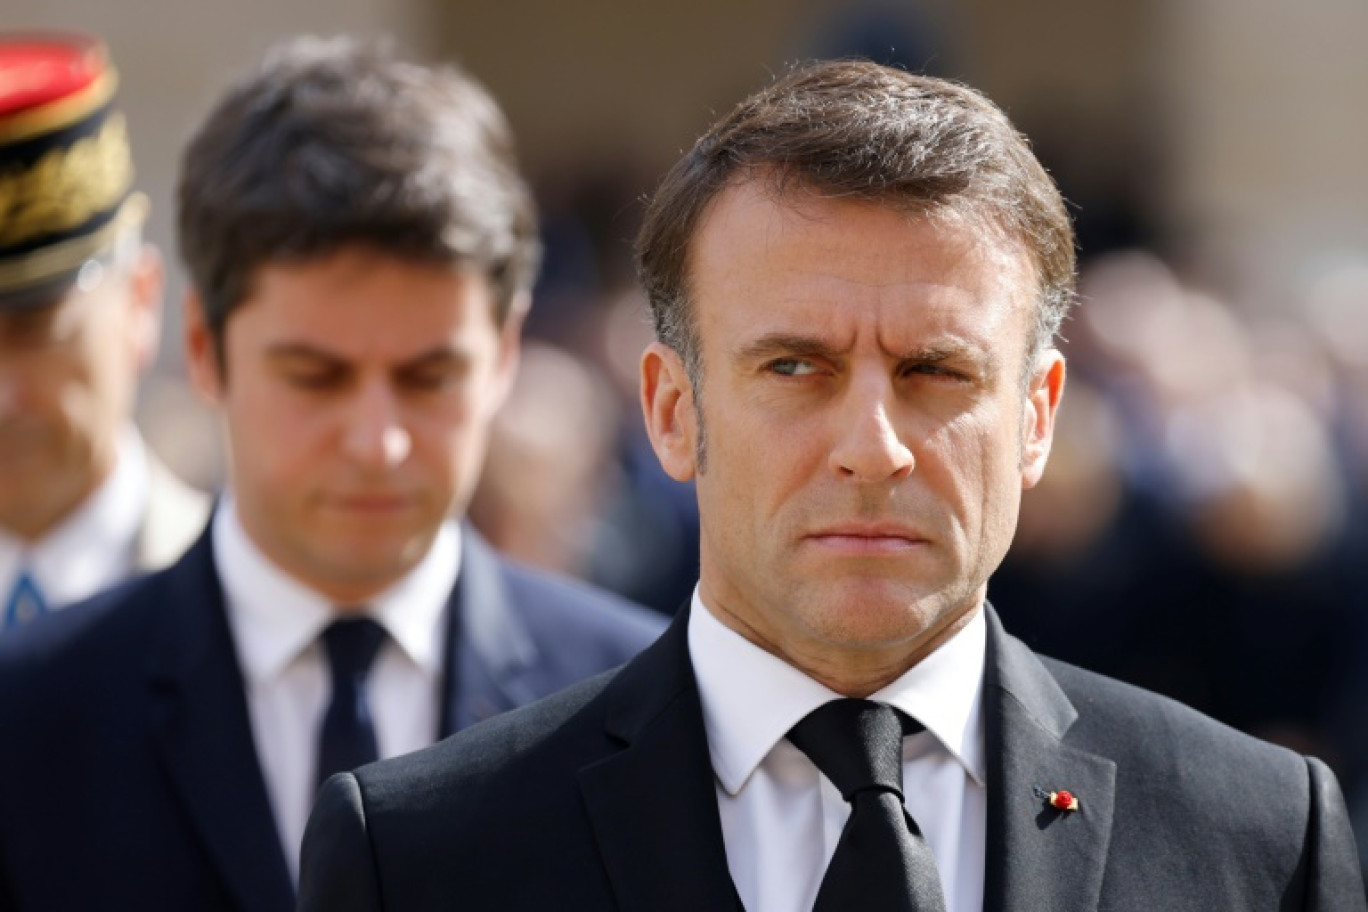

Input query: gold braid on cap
[0,111,132,249]
[0,191,145,294]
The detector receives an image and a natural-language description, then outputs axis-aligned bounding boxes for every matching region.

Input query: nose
[342,379,412,472]
[828,376,915,483]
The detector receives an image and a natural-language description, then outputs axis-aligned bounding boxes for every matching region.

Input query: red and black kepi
[0,33,142,308]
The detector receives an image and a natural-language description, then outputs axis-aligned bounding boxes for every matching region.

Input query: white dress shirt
[0,426,148,611]
[689,591,987,912]
[214,495,458,881]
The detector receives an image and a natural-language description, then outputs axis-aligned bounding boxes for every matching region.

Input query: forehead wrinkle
[762,256,1007,317]
[698,185,1036,369]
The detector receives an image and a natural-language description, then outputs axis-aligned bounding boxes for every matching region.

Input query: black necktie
[787,698,948,912]
[315,617,387,790]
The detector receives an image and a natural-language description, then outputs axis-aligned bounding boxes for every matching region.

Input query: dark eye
[398,366,460,391]
[903,362,960,380]
[284,368,345,390]
[768,358,819,377]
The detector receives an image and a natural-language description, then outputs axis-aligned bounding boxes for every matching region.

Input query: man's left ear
[128,244,165,372]
[1021,348,1065,489]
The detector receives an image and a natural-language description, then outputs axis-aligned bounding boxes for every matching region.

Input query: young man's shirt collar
[213,492,457,685]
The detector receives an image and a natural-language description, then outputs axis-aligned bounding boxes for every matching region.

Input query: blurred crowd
[997,251,1368,786]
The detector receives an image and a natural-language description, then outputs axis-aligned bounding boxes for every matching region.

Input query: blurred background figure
[468,341,620,576]
[998,256,1353,755]
[0,33,207,631]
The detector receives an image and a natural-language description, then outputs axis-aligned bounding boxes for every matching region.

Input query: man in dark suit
[0,37,663,912]
[298,61,1365,910]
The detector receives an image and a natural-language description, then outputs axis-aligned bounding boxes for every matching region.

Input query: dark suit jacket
[298,604,1366,911]
[0,524,664,912]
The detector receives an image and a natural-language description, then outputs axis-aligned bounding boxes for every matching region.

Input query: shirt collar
[0,426,149,608]
[688,589,987,796]
[214,493,459,684]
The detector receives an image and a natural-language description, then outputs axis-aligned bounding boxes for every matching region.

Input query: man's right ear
[640,341,699,483]
[183,290,224,402]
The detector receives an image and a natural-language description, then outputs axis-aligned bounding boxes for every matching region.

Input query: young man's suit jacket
[0,523,665,912]
[298,604,1366,911]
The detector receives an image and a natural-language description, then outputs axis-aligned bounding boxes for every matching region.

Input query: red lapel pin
[1033,785,1079,812]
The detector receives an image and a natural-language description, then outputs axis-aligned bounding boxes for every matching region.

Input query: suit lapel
[440,527,541,735]
[145,530,295,912]
[578,605,741,911]
[982,607,1116,912]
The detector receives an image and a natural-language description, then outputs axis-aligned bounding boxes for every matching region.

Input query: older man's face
[642,182,1063,691]
[0,252,160,540]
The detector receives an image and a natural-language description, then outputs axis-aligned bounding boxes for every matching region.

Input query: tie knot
[321,617,386,681]
[788,699,921,802]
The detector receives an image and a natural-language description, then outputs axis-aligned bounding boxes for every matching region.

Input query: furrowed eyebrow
[899,347,957,363]
[734,333,840,363]
[896,345,999,381]
[733,333,1000,381]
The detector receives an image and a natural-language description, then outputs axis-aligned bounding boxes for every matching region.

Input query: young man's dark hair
[178,36,540,365]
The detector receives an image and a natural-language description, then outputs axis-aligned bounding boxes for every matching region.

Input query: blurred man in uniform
[0,33,208,630]
[0,36,663,912]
